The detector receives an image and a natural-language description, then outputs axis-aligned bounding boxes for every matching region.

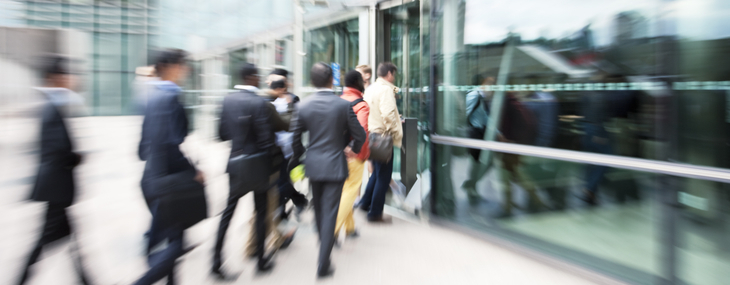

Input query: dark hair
[42,55,70,79]
[240,63,258,81]
[310,62,333,88]
[344,70,364,93]
[271,68,289,78]
[377,62,397,77]
[270,79,286,89]
[155,49,187,76]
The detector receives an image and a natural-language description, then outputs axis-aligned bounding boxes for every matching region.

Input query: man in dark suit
[212,63,282,279]
[135,49,203,285]
[17,56,91,285]
[289,62,366,278]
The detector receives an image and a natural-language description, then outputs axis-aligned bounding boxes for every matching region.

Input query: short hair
[356,64,372,75]
[310,62,333,88]
[471,74,485,86]
[155,49,187,75]
[377,62,397,77]
[271,68,289,78]
[270,79,286,89]
[344,70,364,92]
[42,55,70,79]
[240,63,258,81]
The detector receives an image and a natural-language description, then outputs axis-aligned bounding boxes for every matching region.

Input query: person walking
[289,62,366,278]
[359,62,402,223]
[17,55,91,285]
[135,49,205,285]
[267,69,308,220]
[334,70,370,242]
[212,63,284,279]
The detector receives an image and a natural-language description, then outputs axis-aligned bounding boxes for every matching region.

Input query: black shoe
[367,216,392,223]
[346,230,359,239]
[279,232,296,249]
[577,191,598,206]
[317,264,335,278]
[211,268,240,281]
[257,257,275,273]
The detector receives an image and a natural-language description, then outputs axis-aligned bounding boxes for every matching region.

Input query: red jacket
[341,87,370,161]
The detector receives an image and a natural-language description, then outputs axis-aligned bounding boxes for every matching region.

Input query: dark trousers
[310,181,343,268]
[18,203,90,285]
[360,158,393,219]
[277,162,307,218]
[134,199,184,285]
[213,190,269,270]
[583,123,612,194]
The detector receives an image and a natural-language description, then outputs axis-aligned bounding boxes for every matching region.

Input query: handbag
[152,169,207,230]
[228,151,273,196]
[369,132,393,163]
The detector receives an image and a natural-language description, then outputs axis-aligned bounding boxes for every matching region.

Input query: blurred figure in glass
[17,55,90,285]
[289,62,366,278]
[335,70,370,244]
[359,62,402,223]
[462,74,495,205]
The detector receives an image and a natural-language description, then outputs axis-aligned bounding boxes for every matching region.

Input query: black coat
[31,100,80,206]
[138,82,195,199]
[219,89,280,161]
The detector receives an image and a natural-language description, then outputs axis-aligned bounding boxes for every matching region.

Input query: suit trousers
[213,187,273,269]
[310,181,343,268]
[277,161,307,219]
[335,160,364,236]
[360,158,393,219]
[134,229,183,285]
[245,187,283,257]
[18,203,90,285]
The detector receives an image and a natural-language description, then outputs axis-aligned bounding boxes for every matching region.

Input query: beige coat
[364,78,403,147]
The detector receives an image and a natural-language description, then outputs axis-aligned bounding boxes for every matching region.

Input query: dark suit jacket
[290,90,366,182]
[138,81,195,198]
[31,97,80,205]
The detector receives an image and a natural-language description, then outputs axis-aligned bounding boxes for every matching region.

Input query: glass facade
[17,0,155,115]
[303,18,359,92]
[429,0,730,284]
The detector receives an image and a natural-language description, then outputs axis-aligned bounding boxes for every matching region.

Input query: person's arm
[288,105,305,171]
[218,97,231,142]
[380,89,403,146]
[267,103,290,132]
[355,103,370,160]
[347,104,366,154]
[254,100,275,151]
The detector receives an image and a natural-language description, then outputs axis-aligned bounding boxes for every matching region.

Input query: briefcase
[152,169,208,230]
[369,132,393,163]
[228,151,272,196]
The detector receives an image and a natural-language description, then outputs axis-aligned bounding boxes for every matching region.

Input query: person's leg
[310,182,324,241]
[266,188,285,250]
[213,194,239,271]
[134,230,184,285]
[252,190,271,269]
[17,203,71,285]
[335,160,364,236]
[359,161,379,211]
[367,158,393,220]
[317,181,343,273]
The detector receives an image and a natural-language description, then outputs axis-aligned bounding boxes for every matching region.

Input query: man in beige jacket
[358,62,402,222]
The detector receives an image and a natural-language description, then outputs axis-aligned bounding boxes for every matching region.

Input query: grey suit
[290,89,366,269]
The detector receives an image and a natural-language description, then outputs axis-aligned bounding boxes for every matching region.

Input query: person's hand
[194,170,206,184]
[344,146,357,159]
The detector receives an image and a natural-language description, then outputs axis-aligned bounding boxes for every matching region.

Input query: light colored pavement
[1,116,601,285]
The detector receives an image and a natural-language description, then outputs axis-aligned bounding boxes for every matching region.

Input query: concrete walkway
[1,116,600,285]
